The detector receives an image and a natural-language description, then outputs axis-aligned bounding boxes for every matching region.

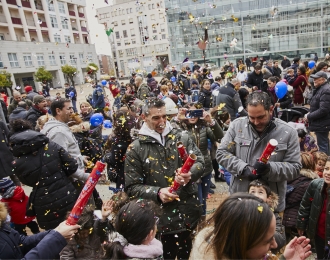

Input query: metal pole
[241,13,246,62]
[321,2,324,57]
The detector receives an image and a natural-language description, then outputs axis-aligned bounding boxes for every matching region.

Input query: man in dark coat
[25,95,48,128]
[273,60,282,78]
[64,83,77,113]
[281,56,291,69]
[192,62,200,72]
[246,64,264,91]
[9,101,28,123]
[305,71,330,155]
[245,57,252,70]
[0,121,12,178]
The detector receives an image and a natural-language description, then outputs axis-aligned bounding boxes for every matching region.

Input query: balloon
[101,80,107,86]
[103,120,112,129]
[69,91,74,98]
[275,82,288,99]
[170,76,176,82]
[90,113,104,127]
[308,60,316,69]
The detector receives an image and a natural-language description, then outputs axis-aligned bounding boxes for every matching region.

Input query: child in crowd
[60,206,103,259]
[0,178,40,236]
[191,80,200,103]
[314,151,327,178]
[284,69,297,85]
[158,85,169,100]
[103,199,163,259]
[297,157,330,259]
[283,152,319,242]
[56,92,61,100]
[248,179,286,253]
[297,129,318,152]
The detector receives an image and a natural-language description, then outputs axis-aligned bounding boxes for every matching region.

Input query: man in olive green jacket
[125,98,204,260]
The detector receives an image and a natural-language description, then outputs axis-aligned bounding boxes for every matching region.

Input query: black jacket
[9,107,28,122]
[246,71,264,90]
[25,106,45,128]
[0,122,13,178]
[198,88,213,108]
[307,82,330,132]
[281,59,291,69]
[10,130,78,230]
[0,223,67,259]
[65,86,77,101]
[273,67,282,78]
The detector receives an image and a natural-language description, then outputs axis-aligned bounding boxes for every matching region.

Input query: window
[121,20,126,25]
[0,34,4,40]
[50,15,58,28]
[23,54,33,67]
[117,42,121,46]
[49,55,56,65]
[123,30,128,38]
[126,48,137,56]
[79,53,84,63]
[129,18,133,24]
[130,28,135,36]
[70,54,76,64]
[8,53,19,67]
[58,2,65,14]
[61,17,69,29]
[132,38,136,44]
[124,40,129,46]
[160,24,165,32]
[159,13,164,19]
[115,31,120,39]
[64,35,71,43]
[59,54,66,65]
[114,21,118,26]
[48,2,55,11]
[54,35,61,42]
[87,53,93,61]
[151,14,155,20]
[0,55,3,68]
[162,34,166,39]
[37,54,45,66]
[153,29,157,33]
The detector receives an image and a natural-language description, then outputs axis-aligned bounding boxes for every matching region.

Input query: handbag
[26,150,43,217]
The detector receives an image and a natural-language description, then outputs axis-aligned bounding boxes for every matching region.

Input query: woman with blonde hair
[79,101,94,122]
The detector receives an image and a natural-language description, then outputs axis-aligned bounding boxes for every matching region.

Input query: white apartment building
[97,0,170,77]
[0,0,98,90]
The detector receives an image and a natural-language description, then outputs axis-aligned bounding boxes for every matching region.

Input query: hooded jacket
[246,71,264,90]
[283,169,319,228]
[41,118,89,181]
[198,88,213,108]
[9,107,28,122]
[136,83,150,100]
[0,186,35,224]
[65,86,77,101]
[125,122,205,234]
[297,178,330,245]
[25,106,46,128]
[216,117,302,212]
[9,130,78,229]
[92,86,105,109]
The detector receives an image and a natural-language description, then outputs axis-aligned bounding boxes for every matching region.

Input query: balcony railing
[81,26,87,32]
[11,17,22,25]
[22,1,31,8]
[78,12,84,18]
[69,11,75,16]
[6,0,17,5]
[40,21,47,27]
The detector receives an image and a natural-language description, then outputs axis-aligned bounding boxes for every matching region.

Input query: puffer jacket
[283,169,319,228]
[9,107,28,122]
[307,81,330,132]
[198,88,213,108]
[217,117,302,212]
[178,120,223,176]
[25,106,46,128]
[297,178,330,244]
[136,83,150,100]
[125,122,205,235]
[246,71,264,90]
[10,130,78,230]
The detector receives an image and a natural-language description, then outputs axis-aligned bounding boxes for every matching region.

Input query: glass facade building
[165,0,330,65]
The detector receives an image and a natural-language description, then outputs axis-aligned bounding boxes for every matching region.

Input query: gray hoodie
[41,118,88,181]
[216,117,302,212]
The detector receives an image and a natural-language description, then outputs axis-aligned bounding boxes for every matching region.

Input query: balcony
[78,12,84,18]
[81,26,87,32]
[0,15,7,23]
[40,21,47,27]
[6,0,17,5]
[21,1,31,8]
[11,17,22,25]
[69,11,75,17]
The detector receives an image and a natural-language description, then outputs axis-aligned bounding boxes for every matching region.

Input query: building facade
[165,0,330,66]
[98,54,115,75]
[0,0,98,90]
[97,0,170,77]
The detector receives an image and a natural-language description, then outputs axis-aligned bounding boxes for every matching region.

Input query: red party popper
[169,154,197,193]
[176,141,188,162]
[252,139,278,175]
[66,161,106,225]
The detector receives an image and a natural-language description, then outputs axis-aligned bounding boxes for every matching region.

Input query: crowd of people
[0,53,330,259]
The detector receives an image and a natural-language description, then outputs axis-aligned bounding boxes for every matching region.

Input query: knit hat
[147,73,152,79]
[24,85,33,93]
[164,97,178,115]
[33,95,46,104]
[0,178,15,193]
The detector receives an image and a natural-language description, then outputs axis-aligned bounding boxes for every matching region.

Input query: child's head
[287,69,294,76]
[323,157,330,184]
[56,92,61,97]
[75,206,95,242]
[248,179,271,203]
[0,178,16,195]
[300,152,315,170]
[314,151,327,172]
[110,191,129,214]
[297,129,307,143]
[160,85,169,96]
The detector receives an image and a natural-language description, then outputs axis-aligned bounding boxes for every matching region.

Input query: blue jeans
[113,96,121,111]
[198,172,212,216]
[72,100,77,113]
[315,131,329,155]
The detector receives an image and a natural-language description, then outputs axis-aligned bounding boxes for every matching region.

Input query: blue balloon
[170,76,176,82]
[90,113,104,127]
[69,91,74,98]
[101,80,107,86]
[275,82,288,99]
[103,120,112,129]
[308,60,316,69]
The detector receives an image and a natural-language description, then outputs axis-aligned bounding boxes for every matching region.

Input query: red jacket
[1,186,35,224]
[1,93,7,106]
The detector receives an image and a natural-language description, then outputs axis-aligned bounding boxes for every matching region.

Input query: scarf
[124,238,163,258]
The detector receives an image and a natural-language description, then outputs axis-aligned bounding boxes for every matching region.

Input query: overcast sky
[86,0,113,55]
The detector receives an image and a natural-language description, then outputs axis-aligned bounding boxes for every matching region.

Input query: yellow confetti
[45,210,50,215]
[218,103,226,110]
[257,206,263,213]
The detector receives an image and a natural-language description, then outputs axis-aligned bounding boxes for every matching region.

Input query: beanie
[164,97,178,115]
[147,73,152,79]
[24,86,33,93]
[0,178,15,194]
[33,95,46,104]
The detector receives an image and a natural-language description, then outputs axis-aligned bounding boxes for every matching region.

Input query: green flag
[106,28,113,36]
